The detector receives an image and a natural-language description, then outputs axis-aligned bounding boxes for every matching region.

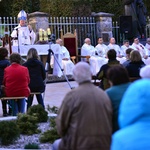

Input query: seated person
[122,48,133,67]
[120,40,133,57]
[56,38,75,75]
[132,37,148,59]
[23,48,46,110]
[106,65,130,133]
[81,38,96,61]
[81,38,107,75]
[97,49,120,90]
[11,10,36,46]
[52,62,112,150]
[111,79,150,150]
[95,37,108,58]
[48,36,63,77]
[107,37,123,57]
[107,37,126,64]
[125,50,145,77]
[3,53,30,115]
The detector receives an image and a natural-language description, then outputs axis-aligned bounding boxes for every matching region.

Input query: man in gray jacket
[52,62,112,150]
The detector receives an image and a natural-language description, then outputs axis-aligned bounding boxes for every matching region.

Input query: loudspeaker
[120,16,132,37]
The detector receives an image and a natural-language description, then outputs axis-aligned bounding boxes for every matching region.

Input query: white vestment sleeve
[29,30,36,45]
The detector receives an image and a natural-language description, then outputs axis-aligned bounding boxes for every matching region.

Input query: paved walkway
[0,81,78,118]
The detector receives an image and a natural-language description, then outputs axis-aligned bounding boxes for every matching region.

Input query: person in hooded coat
[111,79,150,150]
[23,48,46,109]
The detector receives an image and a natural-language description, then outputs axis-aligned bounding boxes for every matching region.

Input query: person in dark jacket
[0,47,11,116]
[97,49,120,90]
[125,50,145,77]
[23,48,46,109]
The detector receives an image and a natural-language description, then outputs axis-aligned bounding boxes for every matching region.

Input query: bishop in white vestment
[11,10,36,46]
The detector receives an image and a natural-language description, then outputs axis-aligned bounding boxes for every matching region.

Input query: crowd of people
[81,37,150,60]
[1,9,150,150]
[52,61,150,150]
[80,36,150,75]
[0,48,45,116]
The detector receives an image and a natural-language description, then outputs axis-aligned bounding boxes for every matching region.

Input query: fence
[48,17,97,48]
[0,16,150,48]
[0,16,115,48]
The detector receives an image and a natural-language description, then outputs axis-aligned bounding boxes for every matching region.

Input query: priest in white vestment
[50,42,63,77]
[56,39,74,75]
[120,39,134,56]
[95,37,108,58]
[81,38,96,59]
[11,10,36,46]
[107,37,122,56]
[81,38,107,75]
[132,37,150,65]
[107,37,126,64]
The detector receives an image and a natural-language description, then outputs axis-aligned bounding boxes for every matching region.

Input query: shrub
[17,113,40,135]
[49,117,56,128]
[39,117,60,143]
[47,105,59,114]
[24,142,41,149]
[27,104,48,122]
[0,120,20,145]
[39,128,60,143]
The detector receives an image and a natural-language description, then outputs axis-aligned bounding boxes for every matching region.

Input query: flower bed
[0,122,52,149]
[0,105,59,149]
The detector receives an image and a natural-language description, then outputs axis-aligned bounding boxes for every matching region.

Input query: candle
[47,28,51,35]
[39,28,43,41]
[44,30,48,41]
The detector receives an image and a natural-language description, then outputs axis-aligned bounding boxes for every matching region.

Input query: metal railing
[1,16,150,47]
[48,17,97,47]
[0,16,97,48]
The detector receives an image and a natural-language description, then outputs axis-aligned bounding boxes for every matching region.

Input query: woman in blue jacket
[111,79,150,150]
[23,48,46,109]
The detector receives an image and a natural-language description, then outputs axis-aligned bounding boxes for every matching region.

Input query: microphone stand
[46,34,73,90]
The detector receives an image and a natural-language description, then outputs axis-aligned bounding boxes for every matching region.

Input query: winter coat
[3,63,30,97]
[0,59,10,97]
[0,59,10,85]
[125,60,145,77]
[56,81,112,150]
[105,83,131,133]
[23,58,46,93]
[111,79,150,150]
